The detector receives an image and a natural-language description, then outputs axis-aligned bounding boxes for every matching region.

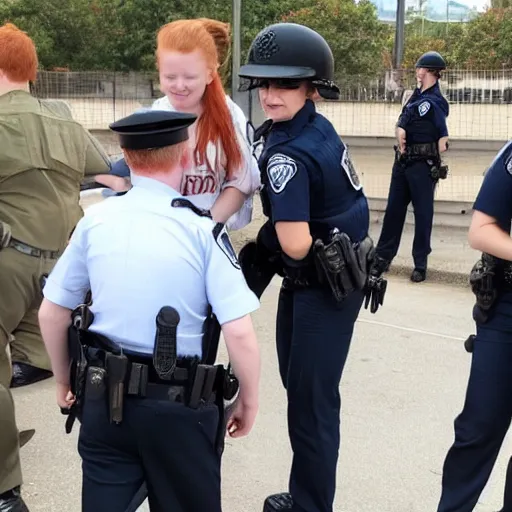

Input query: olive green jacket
[0,90,111,251]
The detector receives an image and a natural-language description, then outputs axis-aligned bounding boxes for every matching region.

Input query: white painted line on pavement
[358,318,466,341]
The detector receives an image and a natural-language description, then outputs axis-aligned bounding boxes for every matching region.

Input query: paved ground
[12,274,512,512]
[15,189,493,511]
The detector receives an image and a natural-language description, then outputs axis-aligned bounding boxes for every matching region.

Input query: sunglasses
[253,78,303,90]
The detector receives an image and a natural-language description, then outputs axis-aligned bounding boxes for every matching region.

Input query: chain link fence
[31,69,512,202]
[32,68,512,103]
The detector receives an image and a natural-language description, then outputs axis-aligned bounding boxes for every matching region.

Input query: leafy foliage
[1,0,511,74]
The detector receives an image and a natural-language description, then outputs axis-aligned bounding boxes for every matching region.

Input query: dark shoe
[0,486,29,512]
[410,269,426,283]
[10,363,53,388]
[19,429,35,448]
[263,493,293,512]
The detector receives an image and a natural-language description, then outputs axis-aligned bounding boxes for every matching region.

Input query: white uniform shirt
[43,175,260,357]
[151,95,261,231]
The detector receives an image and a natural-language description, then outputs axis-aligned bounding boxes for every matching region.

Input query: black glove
[239,238,282,299]
[364,254,389,314]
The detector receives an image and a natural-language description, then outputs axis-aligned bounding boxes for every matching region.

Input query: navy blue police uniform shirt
[257,99,370,245]
[397,82,449,144]
[472,140,512,335]
[473,141,512,235]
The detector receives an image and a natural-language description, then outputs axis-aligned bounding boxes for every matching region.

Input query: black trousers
[376,159,437,270]
[78,388,222,512]
[437,335,512,511]
[276,284,364,512]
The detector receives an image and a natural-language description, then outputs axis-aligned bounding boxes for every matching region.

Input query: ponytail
[197,72,242,180]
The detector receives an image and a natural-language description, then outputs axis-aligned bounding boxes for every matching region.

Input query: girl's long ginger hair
[156,19,242,180]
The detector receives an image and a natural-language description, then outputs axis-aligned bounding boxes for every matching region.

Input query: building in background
[369,0,487,23]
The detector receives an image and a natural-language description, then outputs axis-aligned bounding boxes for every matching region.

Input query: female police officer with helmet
[238,22,380,512]
[370,50,449,283]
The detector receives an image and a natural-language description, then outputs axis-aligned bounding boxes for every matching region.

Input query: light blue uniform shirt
[43,175,260,357]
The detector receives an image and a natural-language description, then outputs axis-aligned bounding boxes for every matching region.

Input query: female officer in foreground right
[436,140,512,512]
[238,22,381,512]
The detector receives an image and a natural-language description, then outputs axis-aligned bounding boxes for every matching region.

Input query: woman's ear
[206,68,215,85]
[308,88,323,102]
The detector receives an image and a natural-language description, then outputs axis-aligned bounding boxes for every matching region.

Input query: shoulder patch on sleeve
[484,141,512,178]
[266,153,298,194]
[506,155,512,176]
[418,101,431,117]
[171,198,212,218]
[213,223,241,269]
[341,148,362,191]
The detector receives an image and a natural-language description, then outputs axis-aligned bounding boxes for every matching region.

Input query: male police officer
[370,51,449,283]
[0,23,110,512]
[38,109,261,512]
[0,23,111,389]
[238,22,382,512]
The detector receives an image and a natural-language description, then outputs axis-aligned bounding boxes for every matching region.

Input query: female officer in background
[238,22,380,512]
[436,140,512,512]
[370,51,449,283]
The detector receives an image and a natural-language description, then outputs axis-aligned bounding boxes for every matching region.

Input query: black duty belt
[403,142,438,159]
[88,348,220,407]
[9,238,61,259]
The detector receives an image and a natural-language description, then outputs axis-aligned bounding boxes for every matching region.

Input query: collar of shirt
[0,89,34,110]
[270,99,316,139]
[131,174,182,200]
[417,82,440,98]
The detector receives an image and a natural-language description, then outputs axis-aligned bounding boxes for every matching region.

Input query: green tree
[0,0,234,71]
[281,0,392,81]
[450,8,512,68]
[491,0,512,8]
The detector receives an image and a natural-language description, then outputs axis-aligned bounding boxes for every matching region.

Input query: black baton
[153,306,180,380]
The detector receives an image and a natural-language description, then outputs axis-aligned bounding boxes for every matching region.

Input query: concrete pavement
[13,275,512,512]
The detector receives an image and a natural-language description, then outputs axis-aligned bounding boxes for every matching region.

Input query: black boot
[10,363,53,388]
[263,493,293,511]
[0,487,29,512]
[410,268,426,283]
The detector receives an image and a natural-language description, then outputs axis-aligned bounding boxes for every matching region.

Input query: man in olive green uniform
[0,23,111,510]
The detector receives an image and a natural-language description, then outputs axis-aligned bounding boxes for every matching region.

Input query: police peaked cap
[109,110,197,150]
[239,23,340,100]
[415,51,446,70]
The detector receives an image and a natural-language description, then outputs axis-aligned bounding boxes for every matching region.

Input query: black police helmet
[239,23,340,100]
[415,51,446,70]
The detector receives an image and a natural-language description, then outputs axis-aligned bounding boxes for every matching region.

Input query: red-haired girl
[97,18,260,230]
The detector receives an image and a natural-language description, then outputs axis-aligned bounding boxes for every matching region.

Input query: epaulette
[171,198,212,218]
[212,222,241,269]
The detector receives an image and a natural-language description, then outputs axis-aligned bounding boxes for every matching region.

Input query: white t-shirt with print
[151,95,261,231]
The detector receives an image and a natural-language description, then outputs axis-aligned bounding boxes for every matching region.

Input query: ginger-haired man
[0,23,110,511]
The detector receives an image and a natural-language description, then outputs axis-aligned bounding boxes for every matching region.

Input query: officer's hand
[94,174,132,192]
[226,397,258,438]
[56,382,75,410]
[396,127,406,153]
[438,136,449,153]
